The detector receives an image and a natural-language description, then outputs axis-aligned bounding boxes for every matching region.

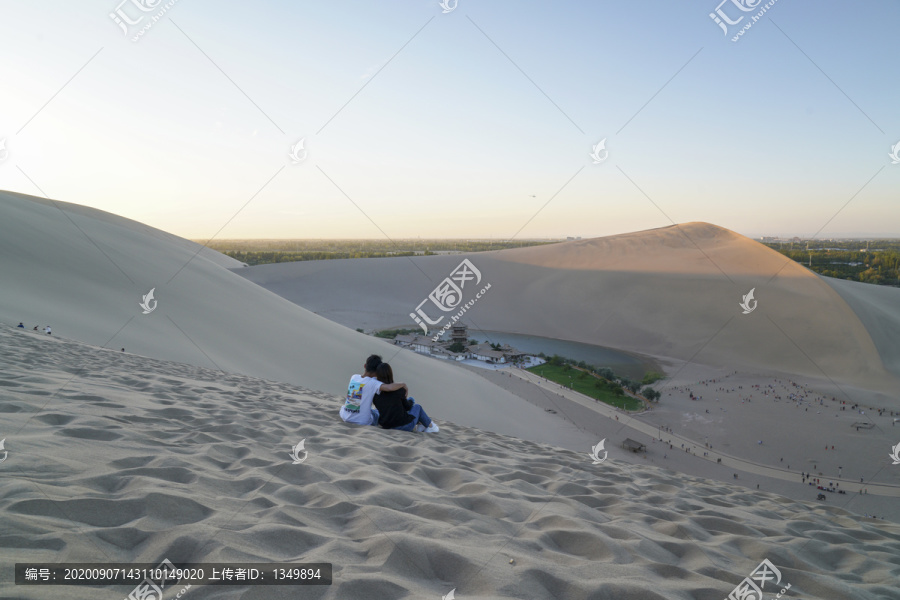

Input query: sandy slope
[826,277,900,378]
[1,328,898,600]
[237,223,898,391]
[0,191,591,449]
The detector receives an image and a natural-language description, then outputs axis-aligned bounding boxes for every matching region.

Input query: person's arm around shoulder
[379,382,408,394]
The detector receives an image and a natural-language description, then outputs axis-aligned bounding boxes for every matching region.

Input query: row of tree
[223,250,419,265]
[204,239,557,266]
[766,245,900,287]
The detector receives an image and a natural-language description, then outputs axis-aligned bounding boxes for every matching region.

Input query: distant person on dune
[341,355,407,426]
[374,362,439,433]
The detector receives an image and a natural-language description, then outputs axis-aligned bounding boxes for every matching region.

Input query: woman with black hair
[374,362,439,433]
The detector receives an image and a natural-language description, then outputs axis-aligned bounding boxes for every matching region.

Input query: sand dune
[238,223,898,391]
[0,191,592,449]
[826,277,900,378]
[3,192,899,599]
[2,328,898,599]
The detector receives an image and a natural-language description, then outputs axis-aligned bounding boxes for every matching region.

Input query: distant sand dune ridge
[1,328,899,599]
[239,222,900,391]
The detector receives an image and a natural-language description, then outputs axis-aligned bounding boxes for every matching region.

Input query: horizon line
[191,235,900,242]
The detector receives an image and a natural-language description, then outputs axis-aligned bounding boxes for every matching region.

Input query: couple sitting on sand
[340,354,439,433]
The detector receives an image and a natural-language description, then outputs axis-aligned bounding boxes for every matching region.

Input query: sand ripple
[1,327,898,599]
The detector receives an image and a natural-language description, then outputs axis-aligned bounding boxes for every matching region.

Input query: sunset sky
[0,0,897,240]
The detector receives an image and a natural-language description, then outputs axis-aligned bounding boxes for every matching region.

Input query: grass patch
[527,364,643,411]
[641,371,664,385]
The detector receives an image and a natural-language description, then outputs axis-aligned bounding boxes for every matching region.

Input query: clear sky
[0,0,898,240]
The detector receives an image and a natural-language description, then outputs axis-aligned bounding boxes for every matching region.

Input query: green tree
[642,387,661,402]
[621,379,640,393]
[374,328,418,339]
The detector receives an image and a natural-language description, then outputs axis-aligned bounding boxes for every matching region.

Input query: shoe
[414,423,426,433]
[424,421,439,433]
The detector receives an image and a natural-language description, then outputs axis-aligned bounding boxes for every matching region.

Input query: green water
[467,329,657,380]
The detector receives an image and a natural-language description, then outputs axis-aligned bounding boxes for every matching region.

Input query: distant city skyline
[0,1,898,240]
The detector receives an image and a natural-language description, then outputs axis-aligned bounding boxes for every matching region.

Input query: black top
[373,388,415,429]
